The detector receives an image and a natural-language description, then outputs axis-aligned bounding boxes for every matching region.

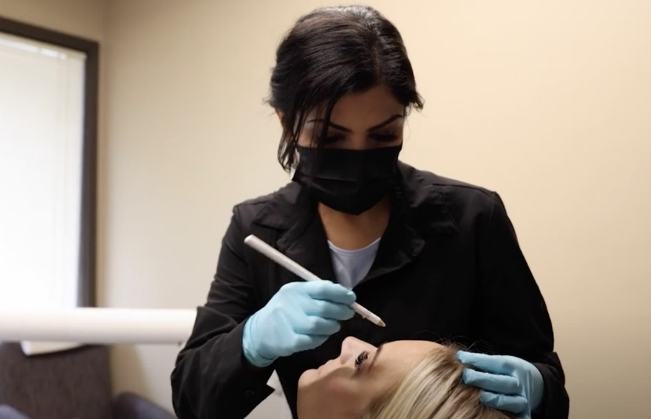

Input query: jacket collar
[251,161,459,285]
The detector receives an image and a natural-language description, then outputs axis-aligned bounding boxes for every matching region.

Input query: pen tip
[378,319,386,327]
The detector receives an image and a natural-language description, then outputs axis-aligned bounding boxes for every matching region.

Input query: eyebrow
[306,114,404,133]
[364,342,385,373]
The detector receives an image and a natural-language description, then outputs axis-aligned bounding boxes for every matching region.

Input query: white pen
[243,234,386,328]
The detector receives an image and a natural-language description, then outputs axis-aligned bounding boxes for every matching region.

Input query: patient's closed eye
[355,351,369,369]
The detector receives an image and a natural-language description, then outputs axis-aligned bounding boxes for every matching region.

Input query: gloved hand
[456,350,544,419]
[242,280,356,367]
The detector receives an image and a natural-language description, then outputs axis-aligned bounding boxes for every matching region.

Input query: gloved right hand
[242,280,356,368]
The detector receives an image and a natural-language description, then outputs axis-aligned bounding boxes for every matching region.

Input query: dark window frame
[0,16,99,307]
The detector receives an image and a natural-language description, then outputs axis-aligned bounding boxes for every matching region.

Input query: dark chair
[0,342,176,419]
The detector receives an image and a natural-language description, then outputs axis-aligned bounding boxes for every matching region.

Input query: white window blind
[0,32,86,309]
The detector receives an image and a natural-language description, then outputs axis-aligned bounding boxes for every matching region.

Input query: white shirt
[326,236,381,289]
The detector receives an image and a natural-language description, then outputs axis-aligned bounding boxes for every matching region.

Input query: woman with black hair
[170,5,569,419]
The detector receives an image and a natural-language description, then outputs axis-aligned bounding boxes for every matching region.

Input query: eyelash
[319,134,398,144]
[355,351,369,369]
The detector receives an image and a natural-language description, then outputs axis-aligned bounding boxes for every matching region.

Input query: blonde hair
[365,344,515,419]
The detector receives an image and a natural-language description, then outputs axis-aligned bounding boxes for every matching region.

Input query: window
[0,17,98,309]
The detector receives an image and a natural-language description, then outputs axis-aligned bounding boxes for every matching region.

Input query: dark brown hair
[263,4,425,172]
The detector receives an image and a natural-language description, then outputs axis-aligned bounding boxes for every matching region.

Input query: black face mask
[291,144,402,215]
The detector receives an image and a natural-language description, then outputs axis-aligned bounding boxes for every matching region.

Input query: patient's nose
[339,336,376,365]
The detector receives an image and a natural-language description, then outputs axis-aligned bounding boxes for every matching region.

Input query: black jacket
[170,161,569,419]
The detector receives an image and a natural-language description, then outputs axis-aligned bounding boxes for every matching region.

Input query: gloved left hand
[456,350,544,419]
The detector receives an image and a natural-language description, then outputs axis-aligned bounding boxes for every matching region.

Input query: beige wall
[2,0,650,418]
[0,0,106,40]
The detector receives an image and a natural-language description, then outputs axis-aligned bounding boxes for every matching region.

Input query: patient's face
[297,336,442,419]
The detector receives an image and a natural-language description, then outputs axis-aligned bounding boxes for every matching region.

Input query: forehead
[383,340,441,358]
[307,84,404,121]
[370,340,442,376]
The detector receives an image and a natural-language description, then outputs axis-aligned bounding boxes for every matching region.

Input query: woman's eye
[354,351,369,369]
[372,133,397,142]
[318,133,397,144]
[316,132,398,145]
[320,135,343,144]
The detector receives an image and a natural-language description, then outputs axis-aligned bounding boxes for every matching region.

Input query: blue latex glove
[242,280,356,367]
[456,350,544,419]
